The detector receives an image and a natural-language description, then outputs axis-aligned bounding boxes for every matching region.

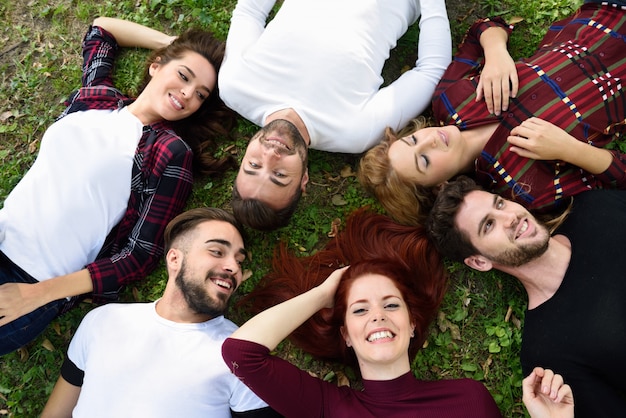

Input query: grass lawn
[0,0,584,416]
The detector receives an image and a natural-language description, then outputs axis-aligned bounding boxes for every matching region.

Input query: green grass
[0,0,583,416]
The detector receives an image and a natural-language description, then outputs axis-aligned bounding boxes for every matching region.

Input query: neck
[359,358,411,381]
[459,123,497,172]
[265,108,311,146]
[497,235,571,309]
[156,282,214,323]
[126,98,160,126]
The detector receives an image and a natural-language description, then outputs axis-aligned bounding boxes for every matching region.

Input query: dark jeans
[0,251,67,356]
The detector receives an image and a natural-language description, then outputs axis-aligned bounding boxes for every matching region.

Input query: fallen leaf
[41,338,55,352]
[28,139,38,154]
[242,269,253,281]
[327,218,341,237]
[336,371,351,387]
[0,111,14,122]
[331,194,348,206]
[509,16,524,25]
[17,347,28,362]
[53,322,61,335]
[132,287,140,302]
[340,165,355,178]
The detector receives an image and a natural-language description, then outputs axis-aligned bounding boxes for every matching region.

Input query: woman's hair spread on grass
[238,208,448,369]
[358,117,439,226]
[139,29,237,176]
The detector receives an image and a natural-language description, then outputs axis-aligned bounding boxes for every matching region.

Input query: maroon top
[222,338,502,418]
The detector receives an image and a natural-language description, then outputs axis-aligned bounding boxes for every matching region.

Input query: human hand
[522,367,574,418]
[0,282,46,327]
[507,117,577,161]
[476,50,518,115]
[319,266,349,309]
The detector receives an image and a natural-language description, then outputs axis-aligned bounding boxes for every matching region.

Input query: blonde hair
[358,117,438,226]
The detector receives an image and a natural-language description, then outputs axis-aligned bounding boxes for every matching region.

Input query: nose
[498,209,517,226]
[371,308,386,322]
[262,144,282,159]
[222,256,240,275]
[180,85,193,98]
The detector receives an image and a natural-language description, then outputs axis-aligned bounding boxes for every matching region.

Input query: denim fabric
[0,251,67,355]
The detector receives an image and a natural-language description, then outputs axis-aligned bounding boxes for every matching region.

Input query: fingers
[524,367,567,401]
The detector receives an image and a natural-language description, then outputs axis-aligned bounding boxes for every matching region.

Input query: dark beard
[175,261,233,318]
[489,237,550,267]
[261,119,308,168]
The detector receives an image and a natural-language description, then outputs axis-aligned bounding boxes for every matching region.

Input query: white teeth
[214,279,231,289]
[517,220,528,238]
[367,330,393,342]
[171,95,182,109]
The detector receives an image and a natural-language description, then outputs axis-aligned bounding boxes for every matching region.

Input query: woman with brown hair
[0,17,236,355]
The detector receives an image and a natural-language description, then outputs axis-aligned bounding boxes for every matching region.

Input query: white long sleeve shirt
[219,0,451,153]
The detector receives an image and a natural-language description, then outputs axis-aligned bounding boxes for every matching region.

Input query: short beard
[175,260,231,318]
[488,232,550,267]
[261,119,308,170]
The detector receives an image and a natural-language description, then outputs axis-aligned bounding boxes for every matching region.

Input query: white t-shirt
[0,107,141,281]
[219,0,451,153]
[68,302,268,417]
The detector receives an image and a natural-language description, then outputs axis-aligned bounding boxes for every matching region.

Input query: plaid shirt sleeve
[86,127,194,300]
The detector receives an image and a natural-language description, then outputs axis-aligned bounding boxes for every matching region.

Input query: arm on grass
[40,377,82,418]
[92,16,175,50]
[230,267,347,350]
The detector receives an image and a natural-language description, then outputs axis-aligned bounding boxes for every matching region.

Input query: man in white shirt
[220,0,451,230]
[41,208,280,418]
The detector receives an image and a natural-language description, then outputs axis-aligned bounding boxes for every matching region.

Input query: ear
[165,248,182,273]
[300,168,309,192]
[340,326,352,348]
[148,57,162,77]
[464,255,493,272]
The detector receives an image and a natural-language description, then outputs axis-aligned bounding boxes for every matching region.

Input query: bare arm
[41,376,82,418]
[92,16,175,50]
[230,267,347,350]
[476,26,519,116]
[0,269,92,327]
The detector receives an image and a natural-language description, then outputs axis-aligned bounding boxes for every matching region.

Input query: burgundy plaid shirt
[61,26,193,304]
[433,3,626,212]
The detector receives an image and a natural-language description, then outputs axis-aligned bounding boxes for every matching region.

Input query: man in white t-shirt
[41,208,281,418]
[220,0,451,231]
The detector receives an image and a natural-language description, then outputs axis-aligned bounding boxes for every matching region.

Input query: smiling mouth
[210,277,235,292]
[438,130,449,147]
[367,330,395,342]
[169,93,184,110]
[515,219,528,239]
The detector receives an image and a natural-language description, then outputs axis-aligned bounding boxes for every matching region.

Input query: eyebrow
[180,65,212,95]
[399,137,424,174]
[349,295,402,306]
[242,168,290,187]
[206,238,248,258]
[477,194,499,237]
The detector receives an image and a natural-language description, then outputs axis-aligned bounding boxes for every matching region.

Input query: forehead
[456,190,498,235]
[169,51,217,85]
[347,274,402,302]
[193,220,244,248]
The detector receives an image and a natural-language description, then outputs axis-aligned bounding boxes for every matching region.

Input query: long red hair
[239,208,448,367]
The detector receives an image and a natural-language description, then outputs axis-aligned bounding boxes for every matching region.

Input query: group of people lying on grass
[1,0,625,416]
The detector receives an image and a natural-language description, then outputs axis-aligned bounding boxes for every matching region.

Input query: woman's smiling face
[341,274,414,375]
